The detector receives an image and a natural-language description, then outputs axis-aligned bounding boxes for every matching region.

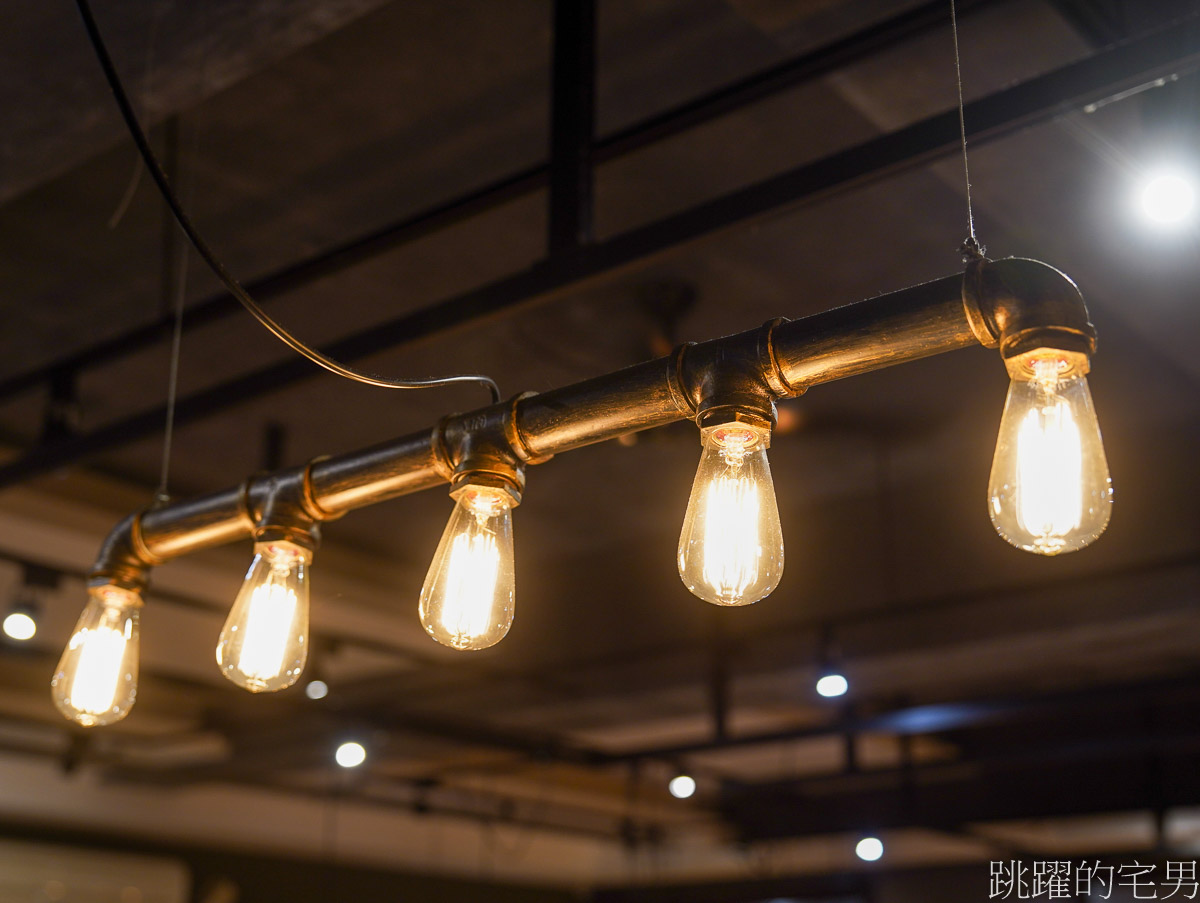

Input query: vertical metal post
[709,612,731,742]
[548,0,595,255]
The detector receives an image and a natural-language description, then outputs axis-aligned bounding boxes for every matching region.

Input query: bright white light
[856,836,884,861]
[1139,170,1196,225]
[816,673,849,697]
[668,774,696,799]
[335,741,366,768]
[305,679,328,700]
[2,611,36,641]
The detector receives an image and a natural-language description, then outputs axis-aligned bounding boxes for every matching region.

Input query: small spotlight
[335,741,366,768]
[1139,170,1196,225]
[305,679,328,700]
[856,836,883,862]
[2,610,36,642]
[668,774,696,799]
[816,672,848,698]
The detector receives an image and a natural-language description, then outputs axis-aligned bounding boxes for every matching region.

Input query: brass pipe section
[89,257,1093,590]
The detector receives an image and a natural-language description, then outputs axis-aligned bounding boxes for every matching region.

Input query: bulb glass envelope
[216,540,311,692]
[678,421,784,606]
[51,585,141,727]
[989,350,1112,555]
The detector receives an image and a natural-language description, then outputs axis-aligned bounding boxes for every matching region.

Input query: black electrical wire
[73,0,502,404]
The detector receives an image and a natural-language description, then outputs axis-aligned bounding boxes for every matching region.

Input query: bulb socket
[450,470,523,507]
[254,523,319,551]
[1003,347,1091,382]
[696,410,773,447]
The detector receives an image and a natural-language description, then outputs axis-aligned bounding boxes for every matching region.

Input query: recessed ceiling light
[816,672,849,698]
[668,774,696,799]
[335,741,366,768]
[856,836,883,861]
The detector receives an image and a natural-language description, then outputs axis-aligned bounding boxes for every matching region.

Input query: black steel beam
[0,164,544,403]
[548,0,595,253]
[2,14,1198,488]
[722,734,1200,841]
[0,0,986,407]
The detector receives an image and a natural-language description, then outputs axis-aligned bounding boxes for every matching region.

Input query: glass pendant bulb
[989,353,1113,555]
[678,421,784,606]
[420,484,516,650]
[216,540,311,692]
[51,585,141,727]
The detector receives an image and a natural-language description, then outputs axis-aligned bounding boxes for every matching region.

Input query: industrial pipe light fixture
[53,0,1117,728]
[50,258,1114,727]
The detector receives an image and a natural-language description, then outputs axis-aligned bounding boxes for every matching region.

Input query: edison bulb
[420,484,515,650]
[51,585,141,727]
[678,421,784,606]
[216,540,310,692]
[989,354,1113,555]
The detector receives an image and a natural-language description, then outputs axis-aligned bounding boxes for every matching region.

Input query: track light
[335,740,366,768]
[856,836,883,861]
[1138,168,1196,226]
[678,419,784,606]
[5,564,58,643]
[51,585,142,727]
[988,351,1112,555]
[816,672,849,698]
[217,540,313,692]
[815,626,848,698]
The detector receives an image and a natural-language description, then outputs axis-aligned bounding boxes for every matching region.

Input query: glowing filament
[68,624,130,717]
[1014,397,1084,552]
[440,530,501,645]
[236,583,299,683]
[700,464,762,602]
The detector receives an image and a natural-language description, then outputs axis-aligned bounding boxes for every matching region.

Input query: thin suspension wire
[155,144,189,506]
[106,3,162,230]
[950,0,985,261]
[74,0,501,404]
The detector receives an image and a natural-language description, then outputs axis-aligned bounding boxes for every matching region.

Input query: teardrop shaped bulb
[52,585,141,727]
[678,422,784,605]
[216,540,310,692]
[988,356,1113,555]
[420,486,515,650]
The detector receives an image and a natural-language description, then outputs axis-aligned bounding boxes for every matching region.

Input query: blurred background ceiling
[0,0,1198,900]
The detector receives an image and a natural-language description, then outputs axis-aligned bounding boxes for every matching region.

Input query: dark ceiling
[0,0,1198,899]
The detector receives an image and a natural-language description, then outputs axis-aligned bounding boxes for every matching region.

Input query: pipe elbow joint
[89,512,156,592]
[964,258,1097,367]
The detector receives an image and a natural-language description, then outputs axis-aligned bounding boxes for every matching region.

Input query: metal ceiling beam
[721,731,1200,841]
[1,14,1198,488]
[0,0,987,407]
[598,671,1200,763]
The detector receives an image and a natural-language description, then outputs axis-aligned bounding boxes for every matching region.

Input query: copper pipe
[90,258,1092,590]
